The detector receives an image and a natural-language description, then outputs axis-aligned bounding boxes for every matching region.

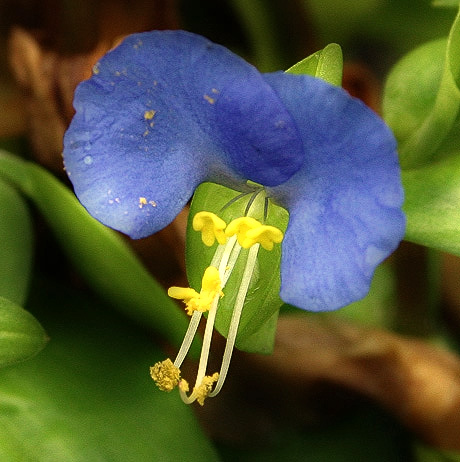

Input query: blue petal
[63,31,303,238]
[265,72,405,311]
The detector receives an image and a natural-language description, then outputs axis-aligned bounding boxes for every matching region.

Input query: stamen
[245,225,284,250]
[152,193,283,404]
[179,234,240,403]
[209,243,260,397]
[193,212,227,246]
[168,266,222,315]
[225,217,261,248]
[150,358,181,392]
[225,217,283,250]
[193,275,219,388]
[178,373,219,406]
[194,373,219,405]
[173,311,202,368]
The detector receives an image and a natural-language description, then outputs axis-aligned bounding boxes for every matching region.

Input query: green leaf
[0,151,188,347]
[383,39,446,151]
[415,442,460,462]
[0,178,33,305]
[0,278,218,461]
[331,263,397,329]
[432,0,460,8]
[403,153,460,255]
[383,8,460,167]
[186,182,288,353]
[0,296,47,368]
[286,43,343,86]
[230,0,283,72]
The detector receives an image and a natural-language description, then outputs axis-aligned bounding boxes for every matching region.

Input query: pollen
[144,109,156,120]
[150,358,180,392]
[246,225,284,250]
[194,373,219,406]
[193,211,227,246]
[203,94,215,104]
[139,197,147,208]
[168,266,222,315]
[179,379,190,393]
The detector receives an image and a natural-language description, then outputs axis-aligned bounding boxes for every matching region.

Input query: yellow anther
[150,358,180,392]
[168,266,222,315]
[193,212,227,246]
[194,373,219,406]
[225,217,262,248]
[246,225,284,250]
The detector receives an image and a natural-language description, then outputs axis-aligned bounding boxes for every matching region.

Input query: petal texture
[63,31,303,238]
[265,72,405,311]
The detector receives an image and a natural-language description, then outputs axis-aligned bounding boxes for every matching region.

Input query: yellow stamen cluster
[151,209,284,406]
[193,211,284,251]
[168,266,222,315]
[150,359,180,392]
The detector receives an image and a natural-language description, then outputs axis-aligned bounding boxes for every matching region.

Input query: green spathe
[186,182,289,354]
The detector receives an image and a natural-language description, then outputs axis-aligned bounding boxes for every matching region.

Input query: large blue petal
[63,31,303,238]
[265,72,405,311]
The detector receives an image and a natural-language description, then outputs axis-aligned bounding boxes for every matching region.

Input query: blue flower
[63,30,405,313]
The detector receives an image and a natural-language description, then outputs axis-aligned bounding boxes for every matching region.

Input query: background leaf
[383,39,445,150]
[432,0,460,8]
[0,277,218,461]
[384,7,460,167]
[403,154,460,255]
[0,151,188,347]
[0,296,47,368]
[415,443,460,461]
[0,178,33,305]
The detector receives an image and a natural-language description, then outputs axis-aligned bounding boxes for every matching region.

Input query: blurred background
[1,1,460,461]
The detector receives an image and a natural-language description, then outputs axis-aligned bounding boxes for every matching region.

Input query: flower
[63,30,405,404]
[63,30,404,312]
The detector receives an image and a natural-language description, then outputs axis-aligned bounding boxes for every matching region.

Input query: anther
[150,359,181,392]
[193,212,227,246]
[194,373,219,406]
[246,225,284,250]
[225,217,261,248]
[168,266,222,315]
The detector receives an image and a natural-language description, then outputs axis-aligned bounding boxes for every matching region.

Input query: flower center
[150,193,284,405]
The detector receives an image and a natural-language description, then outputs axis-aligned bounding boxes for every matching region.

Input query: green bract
[286,42,343,86]
[186,182,288,354]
